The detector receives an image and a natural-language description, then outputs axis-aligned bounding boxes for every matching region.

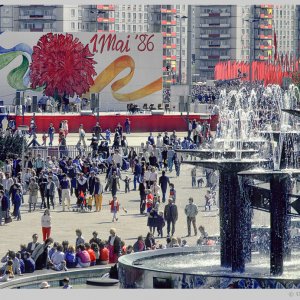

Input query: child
[62,277,72,289]
[109,196,119,222]
[169,183,176,202]
[156,211,165,237]
[75,229,85,247]
[87,195,93,212]
[42,133,48,146]
[5,259,14,278]
[146,191,154,213]
[105,128,111,143]
[197,177,204,188]
[123,175,131,193]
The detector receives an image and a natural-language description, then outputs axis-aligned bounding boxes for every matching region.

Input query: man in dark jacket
[26,233,40,254]
[164,198,178,237]
[159,170,170,203]
[133,159,142,190]
[107,228,121,264]
[0,190,9,226]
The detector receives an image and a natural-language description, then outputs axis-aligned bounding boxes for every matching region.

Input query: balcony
[163,55,177,60]
[260,13,273,19]
[199,66,215,70]
[255,44,272,50]
[97,5,115,11]
[255,55,268,60]
[200,12,230,17]
[200,23,230,28]
[259,24,272,29]
[260,5,273,8]
[220,55,230,59]
[161,8,177,14]
[163,43,176,49]
[97,17,115,23]
[161,20,176,26]
[162,32,176,37]
[258,34,272,39]
[97,29,115,33]
[19,15,56,20]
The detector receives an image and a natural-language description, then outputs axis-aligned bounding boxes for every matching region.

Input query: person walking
[109,196,119,222]
[48,123,55,146]
[191,167,197,188]
[124,118,131,134]
[184,197,198,237]
[159,170,170,203]
[41,209,51,241]
[60,174,71,211]
[164,198,178,237]
[28,177,39,212]
[46,176,56,209]
[94,176,103,212]
[77,124,87,149]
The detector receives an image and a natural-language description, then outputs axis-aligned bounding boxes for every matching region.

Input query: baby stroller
[75,191,87,212]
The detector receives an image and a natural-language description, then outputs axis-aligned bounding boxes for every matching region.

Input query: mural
[0,32,162,108]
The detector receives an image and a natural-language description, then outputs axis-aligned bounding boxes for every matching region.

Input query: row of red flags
[214,55,299,86]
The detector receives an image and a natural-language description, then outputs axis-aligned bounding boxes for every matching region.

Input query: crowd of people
[0,222,213,282]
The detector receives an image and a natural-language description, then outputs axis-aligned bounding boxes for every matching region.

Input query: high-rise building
[194,5,235,81]
[0,5,96,32]
[273,4,297,56]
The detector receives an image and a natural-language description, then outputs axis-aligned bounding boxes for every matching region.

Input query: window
[127,12,131,19]
[115,24,119,31]
[78,9,82,18]
[71,22,75,30]
[122,12,125,18]
[86,23,89,30]
[122,24,125,31]
[127,25,131,31]
[71,9,76,18]
[139,25,142,32]
[133,25,136,31]
[133,13,136,19]
[44,23,51,29]
[78,22,81,30]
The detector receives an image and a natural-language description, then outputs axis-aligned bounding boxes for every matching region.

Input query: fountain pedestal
[239,170,298,276]
[184,159,265,273]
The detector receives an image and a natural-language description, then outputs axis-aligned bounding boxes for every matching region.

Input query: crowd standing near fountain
[2,81,300,288]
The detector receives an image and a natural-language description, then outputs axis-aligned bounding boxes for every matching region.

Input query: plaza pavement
[0,131,269,257]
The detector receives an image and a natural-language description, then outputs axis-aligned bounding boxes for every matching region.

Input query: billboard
[0,32,162,110]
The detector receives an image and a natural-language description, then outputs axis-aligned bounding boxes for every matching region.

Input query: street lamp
[175,15,188,85]
[245,17,260,82]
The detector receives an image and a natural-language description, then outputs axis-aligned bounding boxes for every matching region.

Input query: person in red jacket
[84,243,96,266]
[109,196,120,222]
[99,242,109,265]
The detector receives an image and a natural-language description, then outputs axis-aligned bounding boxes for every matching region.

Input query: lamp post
[245,17,260,82]
[175,15,188,85]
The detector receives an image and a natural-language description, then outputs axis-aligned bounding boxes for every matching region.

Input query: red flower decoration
[30,33,97,97]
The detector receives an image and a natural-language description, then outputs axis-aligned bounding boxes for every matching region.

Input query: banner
[0,32,163,110]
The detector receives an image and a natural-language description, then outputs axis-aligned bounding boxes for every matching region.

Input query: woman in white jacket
[41,209,52,241]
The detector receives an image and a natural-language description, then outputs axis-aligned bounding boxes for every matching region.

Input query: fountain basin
[118,247,300,289]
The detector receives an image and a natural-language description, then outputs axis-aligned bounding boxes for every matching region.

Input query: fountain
[118,84,300,288]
